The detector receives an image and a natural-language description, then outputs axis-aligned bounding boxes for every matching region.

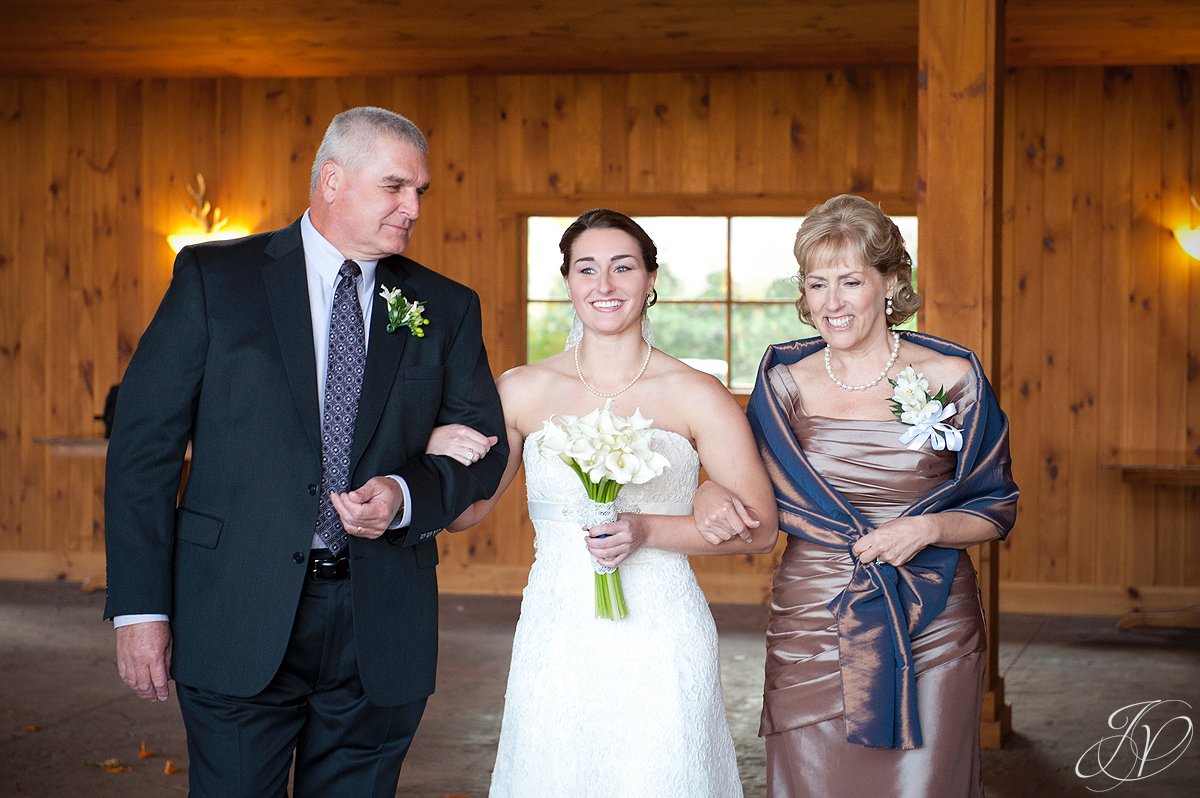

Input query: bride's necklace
[824,331,901,392]
[574,339,653,398]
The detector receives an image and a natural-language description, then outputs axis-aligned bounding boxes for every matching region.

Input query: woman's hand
[693,480,759,544]
[851,516,937,568]
[583,514,648,569]
[425,423,498,466]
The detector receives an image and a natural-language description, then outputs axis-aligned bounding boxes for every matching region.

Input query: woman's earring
[646,288,658,308]
[886,294,894,317]
[564,311,584,350]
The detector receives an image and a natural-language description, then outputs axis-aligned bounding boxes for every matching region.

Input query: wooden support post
[917,0,1011,748]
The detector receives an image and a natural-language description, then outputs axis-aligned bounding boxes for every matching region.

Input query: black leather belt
[307,549,350,580]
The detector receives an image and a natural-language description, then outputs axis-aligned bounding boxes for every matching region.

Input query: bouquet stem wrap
[580,497,627,619]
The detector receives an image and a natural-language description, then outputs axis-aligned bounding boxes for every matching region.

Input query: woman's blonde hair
[792,194,920,327]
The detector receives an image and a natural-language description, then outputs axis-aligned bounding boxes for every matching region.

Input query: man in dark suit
[103,106,506,796]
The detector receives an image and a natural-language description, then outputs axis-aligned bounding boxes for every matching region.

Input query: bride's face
[564,227,656,337]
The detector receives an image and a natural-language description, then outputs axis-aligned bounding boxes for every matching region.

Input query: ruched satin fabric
[747,331,1018,763]
[764,584,986,798]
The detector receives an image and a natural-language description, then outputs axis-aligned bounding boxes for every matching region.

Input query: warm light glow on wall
[1177,228,1200,260]
[1175,195,1200,260]
[168,230,250,253]
[168,172,248,254]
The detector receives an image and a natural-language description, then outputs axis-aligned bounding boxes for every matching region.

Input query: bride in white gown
[427,209,778,796]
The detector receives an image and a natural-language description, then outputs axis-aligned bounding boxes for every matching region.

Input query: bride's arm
[585,376,778,567]
[433,368,527,532]
[443,421,524,531]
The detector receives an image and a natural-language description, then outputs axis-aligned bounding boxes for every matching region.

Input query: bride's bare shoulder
[654,351,730,395]
[498,353,571,390]
[497,355,578,430]
[649,352,745,429]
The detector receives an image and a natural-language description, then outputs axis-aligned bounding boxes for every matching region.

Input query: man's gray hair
[309,107,428,194]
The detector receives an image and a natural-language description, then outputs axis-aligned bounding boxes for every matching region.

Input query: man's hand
[331,476,406,538]
[116,621,172,701]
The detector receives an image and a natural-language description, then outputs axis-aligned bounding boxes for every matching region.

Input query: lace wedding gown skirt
[489,429,743,797]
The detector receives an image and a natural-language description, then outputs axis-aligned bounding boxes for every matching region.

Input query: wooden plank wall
[0,69,917,601]
[0,65,1196,612]
[1000,65,1200,615]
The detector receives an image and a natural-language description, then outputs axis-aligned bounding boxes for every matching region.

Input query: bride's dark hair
[558,209,660,281]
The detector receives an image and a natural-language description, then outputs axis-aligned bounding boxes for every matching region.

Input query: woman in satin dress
[696,194,1018,797]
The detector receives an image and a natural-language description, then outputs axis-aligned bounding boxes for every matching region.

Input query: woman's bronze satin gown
[762,365,985,798]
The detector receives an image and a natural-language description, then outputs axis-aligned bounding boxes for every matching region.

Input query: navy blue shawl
[747,331,1018,749]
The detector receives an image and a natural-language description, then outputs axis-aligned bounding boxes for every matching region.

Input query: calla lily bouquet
[538,400,671,620]
[379,285,429,337]
[888,365,963,452]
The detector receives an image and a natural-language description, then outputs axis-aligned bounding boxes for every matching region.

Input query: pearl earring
[886,295,894,316]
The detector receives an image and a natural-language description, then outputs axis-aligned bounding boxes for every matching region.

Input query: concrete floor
[1,579,1197,797]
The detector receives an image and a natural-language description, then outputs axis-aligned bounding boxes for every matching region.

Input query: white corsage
[379,285,429,337]
[887,366,963,452]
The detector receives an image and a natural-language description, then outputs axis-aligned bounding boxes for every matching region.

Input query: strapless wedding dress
[488,428,743,797]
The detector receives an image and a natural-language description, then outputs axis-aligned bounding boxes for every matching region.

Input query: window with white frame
[526,215,918,392]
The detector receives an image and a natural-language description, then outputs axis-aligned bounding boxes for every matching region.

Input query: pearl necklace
[574,340,653,398]
[823,331,901,392]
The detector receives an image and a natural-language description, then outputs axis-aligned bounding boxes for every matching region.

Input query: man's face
[319,135,430,260]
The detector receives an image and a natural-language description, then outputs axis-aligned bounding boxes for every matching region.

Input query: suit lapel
[350,257,411,470]
[262,223,322,457]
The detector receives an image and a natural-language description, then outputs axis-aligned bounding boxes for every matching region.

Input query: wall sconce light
[1175,195,1200,260]
[167,173,249,253]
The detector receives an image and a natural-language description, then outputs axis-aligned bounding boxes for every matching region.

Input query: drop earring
[885,294,894,317]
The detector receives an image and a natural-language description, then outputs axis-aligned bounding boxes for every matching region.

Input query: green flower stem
[595,572,608,618]
[608,571,627,618]
[595,570,627,620]
[563,465,629,620]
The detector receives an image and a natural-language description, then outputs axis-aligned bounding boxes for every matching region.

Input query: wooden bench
[1104,453,1200,630]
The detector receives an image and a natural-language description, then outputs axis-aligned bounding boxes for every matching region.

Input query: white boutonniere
[887,365,963,452]
[379,285,429,337]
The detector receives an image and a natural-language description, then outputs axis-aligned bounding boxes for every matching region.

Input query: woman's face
[564,227,655,337]
[802,243,896,350]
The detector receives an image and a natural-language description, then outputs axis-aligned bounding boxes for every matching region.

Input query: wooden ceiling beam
[0,0,1194,77]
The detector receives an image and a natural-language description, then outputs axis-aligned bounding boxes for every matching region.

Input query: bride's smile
[565,226,656,336]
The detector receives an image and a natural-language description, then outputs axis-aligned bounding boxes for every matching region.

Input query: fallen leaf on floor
[137,739,157,758]
[83,758,133,773]
[80,576,106,593]
[163,759,181,775]
[19,724,39,733]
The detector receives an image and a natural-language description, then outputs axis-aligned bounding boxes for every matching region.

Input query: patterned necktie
[314,260,366,555]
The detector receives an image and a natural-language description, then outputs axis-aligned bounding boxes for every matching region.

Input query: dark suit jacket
[103,218,507,706]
